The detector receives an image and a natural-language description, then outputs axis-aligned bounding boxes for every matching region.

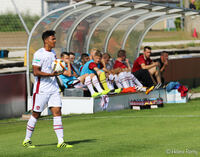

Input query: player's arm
[88,62,102,75]
[125,58,131,71]
[141,62,158,70]
[72,70,78,77]
[63,60,72,77]
[101,61,110,74]
[93,67,102,75]
[33,65,60,77]
[160,60,168,72]
[160,65,165,73]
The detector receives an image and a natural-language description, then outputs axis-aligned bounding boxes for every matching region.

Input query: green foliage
[0,13,40,32]
[194,1,200,10]
[190,85,200,93]
[174,18,181,30]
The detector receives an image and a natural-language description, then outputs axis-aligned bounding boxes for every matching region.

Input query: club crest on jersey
[36,106,40,110]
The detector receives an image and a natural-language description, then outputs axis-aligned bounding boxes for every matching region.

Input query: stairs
[0,58,26,74]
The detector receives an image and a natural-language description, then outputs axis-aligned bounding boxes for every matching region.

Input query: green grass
[143,30,198,42]
[190,86,200,93]
[1,99,200,157]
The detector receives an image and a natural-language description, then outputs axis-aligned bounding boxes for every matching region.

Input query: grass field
[190,86,200,93]
[1,99,200,157]
[144,31,198,42]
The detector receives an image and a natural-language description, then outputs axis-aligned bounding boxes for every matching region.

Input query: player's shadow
[35,139,96,147]
[68,139,96,145]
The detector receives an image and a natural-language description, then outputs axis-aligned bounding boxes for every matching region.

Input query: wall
[163,57,200,88]
[0,72,26,119]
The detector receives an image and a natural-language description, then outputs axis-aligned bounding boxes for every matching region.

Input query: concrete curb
[188,93,200,100]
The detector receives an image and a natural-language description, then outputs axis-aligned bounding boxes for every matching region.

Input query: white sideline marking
[7,115,200,123]
[77,115,200,119]
[54,115,200,121]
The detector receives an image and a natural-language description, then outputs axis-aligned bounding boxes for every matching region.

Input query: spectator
[155,51,169,84]
[132,46,162,88]
[190,0,196,10]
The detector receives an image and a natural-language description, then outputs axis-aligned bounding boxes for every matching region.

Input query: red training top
[132,55,152,73]
[113,60,127,69]
[89,62,103,70]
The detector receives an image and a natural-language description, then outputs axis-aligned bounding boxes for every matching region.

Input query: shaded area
[35,139,97,147]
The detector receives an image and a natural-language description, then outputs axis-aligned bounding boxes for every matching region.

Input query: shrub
[0,13,40,32]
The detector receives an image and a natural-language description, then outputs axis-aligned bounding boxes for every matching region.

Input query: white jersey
[32,48,59,94]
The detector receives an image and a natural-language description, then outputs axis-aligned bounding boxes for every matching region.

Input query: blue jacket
[59,66,76,88]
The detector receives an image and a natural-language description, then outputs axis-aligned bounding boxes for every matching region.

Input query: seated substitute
[132,46,162,89]
[112,49,146,92]
[154,51,168,84]
[80,50,117,95]
[69,52,80,76]
[59,52,102,98]
[79,53,90,72]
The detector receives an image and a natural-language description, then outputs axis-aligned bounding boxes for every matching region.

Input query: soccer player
[22,30,73,148]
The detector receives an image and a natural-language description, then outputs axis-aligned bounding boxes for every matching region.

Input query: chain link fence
[0,0,44,49]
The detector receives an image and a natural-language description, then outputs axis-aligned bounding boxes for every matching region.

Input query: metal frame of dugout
[26,0,195,115]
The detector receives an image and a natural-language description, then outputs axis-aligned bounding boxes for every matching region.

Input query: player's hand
[154,62,159,66]
[164,60,168,66]
[73,72,78,78]
[50,71,63,76]
[101,59,106,66]
[125,58,129,63]
[66,59,71,65]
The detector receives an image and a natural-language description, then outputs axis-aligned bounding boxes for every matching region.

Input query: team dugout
[26,0,199,96]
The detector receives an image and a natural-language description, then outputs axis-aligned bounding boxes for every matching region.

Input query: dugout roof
[26,0,199,95]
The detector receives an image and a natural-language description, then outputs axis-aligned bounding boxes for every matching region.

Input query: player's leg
[23,93,48,148]
[23,112,39,148]
[148,66,161,83]
[118,72,130,88]
[125,71,134,87]
[128,72,147,92]
[49,93,73,148]
[91,73,110,95]
[107,73,122,94]
[98,71,110,91]
[78,74,88,84]
[114,74,123,88]
[107,73,115,90]
[84,74,101,97]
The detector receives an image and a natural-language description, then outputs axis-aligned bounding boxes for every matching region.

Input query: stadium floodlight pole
[11,0,30,35]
